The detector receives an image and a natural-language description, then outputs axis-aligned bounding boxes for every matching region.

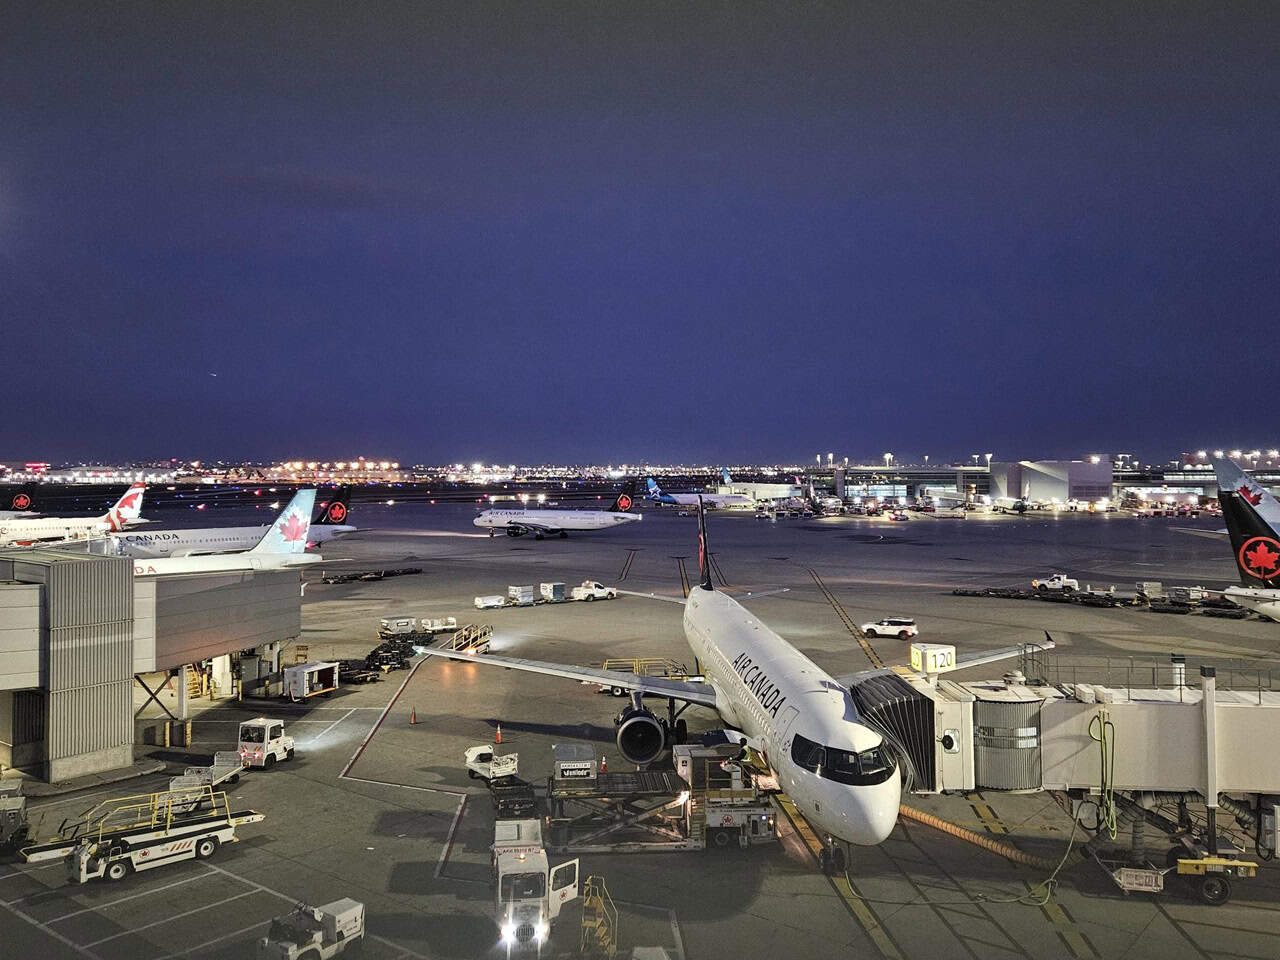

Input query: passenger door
[548,859,579,918]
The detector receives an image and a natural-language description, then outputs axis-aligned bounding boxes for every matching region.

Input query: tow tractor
[492,818,580,955]
[20,785,264,883]
[258,898,365,959]
[1,777,28,851]
[238,717,296,768]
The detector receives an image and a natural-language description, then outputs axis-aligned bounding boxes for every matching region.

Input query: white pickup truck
[1032,574,1079,592]
[258,899,365,959]
[570,580,617,602]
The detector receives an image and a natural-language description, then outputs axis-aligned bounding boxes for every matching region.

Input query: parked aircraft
[645,477,752,509]
[430,497,1043,867]
[473,481,640,539]
[1213,458,1280,620]
[0,483,147,547]
[131,489,319,576]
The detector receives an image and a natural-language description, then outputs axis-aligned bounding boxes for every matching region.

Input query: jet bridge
[848,646,1280,858]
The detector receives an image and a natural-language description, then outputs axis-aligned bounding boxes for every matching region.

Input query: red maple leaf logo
[1237,484,1263,506]
[12,493,31,510]
[116,492,141,512]
[277,512,309,542]
[1243,539,1280,576]
[326,502,347,522]
[616,494,632,512]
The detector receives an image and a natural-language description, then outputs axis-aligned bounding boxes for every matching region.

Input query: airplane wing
[506,519,562,533]
[422,647,718,709]
[1170,526,1229,540]
[617,587,789,604]
[834,636,1055,688]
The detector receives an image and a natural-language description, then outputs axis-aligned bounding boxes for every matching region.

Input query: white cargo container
[475,595,507,610]
[508,585,536,606]
[283,662,338,700]
[540,582,567,602]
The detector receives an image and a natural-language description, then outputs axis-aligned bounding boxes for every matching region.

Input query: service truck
[1032,574,1079,592]
[238,718,295,768]
[492,819,580,954]
[570,580,617,602]
[258,898,365,959]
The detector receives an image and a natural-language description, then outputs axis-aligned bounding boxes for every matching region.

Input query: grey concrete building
[0,550,301,782]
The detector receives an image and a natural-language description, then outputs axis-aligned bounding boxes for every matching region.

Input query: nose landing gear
[818,838,847,875]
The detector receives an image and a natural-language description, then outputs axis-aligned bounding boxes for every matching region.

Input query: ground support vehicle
[466,745,519,780]
[1,778,28,851]
[1032,574,1079,592]
[283,662,338,700]
[491,776,539,818]
[571,580,617,602]
[593,658,693,697]
[442,623,493,654]
[545,742,776,853]
[169,752,247,811]
[492,819,580,955]
[861,618,918,640]
[338,659,383,684]
[258,898,365,959]
[21,786,263,883]
[238,718,296,768]
[378,614,457,640]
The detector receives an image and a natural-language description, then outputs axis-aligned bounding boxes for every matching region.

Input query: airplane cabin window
[821,744,897,786]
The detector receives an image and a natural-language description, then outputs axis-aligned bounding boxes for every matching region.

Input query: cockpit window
[791,733,897,786]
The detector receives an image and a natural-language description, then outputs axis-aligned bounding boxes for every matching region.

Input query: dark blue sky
[3,3,1277,464]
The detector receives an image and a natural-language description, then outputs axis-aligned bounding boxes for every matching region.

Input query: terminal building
[989,460,1114,503]
[0,550,301,782]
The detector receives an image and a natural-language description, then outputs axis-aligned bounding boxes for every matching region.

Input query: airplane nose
[839,775,902,846]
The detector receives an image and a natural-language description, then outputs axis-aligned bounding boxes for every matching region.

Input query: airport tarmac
[5,503,1279,959]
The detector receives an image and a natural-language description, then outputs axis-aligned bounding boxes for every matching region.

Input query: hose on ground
[898,804,1062,871]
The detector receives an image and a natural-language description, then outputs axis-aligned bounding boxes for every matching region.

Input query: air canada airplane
[645,476,753,509]
[429,498,1040,866]
[131,489,320,576]
[473,481,640,539]
[0,483,147,547]
[1213,458,1280,621]
[95,486,356,559]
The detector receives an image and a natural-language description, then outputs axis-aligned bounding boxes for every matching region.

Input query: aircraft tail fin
[314,486,353,526]
[103,483,146,531]
[609,480,637,513]
[249,489,317,555]
[6,486,36,513]
[722,469,732,484]
[1214,459,1280,588]
[697,496,713,591]
[645,478,662,499]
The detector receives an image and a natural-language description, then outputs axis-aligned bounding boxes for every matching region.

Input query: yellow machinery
[580,875,618,958]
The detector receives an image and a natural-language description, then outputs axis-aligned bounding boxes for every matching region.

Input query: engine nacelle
[615,705,667,766]
[504,527,525,537]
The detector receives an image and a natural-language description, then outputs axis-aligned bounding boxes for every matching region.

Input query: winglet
[697,496,713,591]
[249,489,317,555]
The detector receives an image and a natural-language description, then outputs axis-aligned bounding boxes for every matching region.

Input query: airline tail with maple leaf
[1215,458,1280,588]
[249,489,317,557]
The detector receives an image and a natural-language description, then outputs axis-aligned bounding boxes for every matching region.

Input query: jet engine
[504,527,525,537]
[615,704,667,766]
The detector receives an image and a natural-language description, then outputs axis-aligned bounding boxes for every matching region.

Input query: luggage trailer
[21,786,264,883]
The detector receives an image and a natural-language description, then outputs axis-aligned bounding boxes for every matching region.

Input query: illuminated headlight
[501,923,516,944]
[535,921,550,942]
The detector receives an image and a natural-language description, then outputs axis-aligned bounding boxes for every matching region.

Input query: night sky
[3,3,1277,464]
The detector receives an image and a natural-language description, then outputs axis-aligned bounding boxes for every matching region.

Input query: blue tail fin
[646,478,662,499]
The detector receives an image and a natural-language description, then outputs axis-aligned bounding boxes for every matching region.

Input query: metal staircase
[579,875,619,958]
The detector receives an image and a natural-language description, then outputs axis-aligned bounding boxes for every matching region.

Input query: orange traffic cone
[409,707,417,725]
[599,755,607,773]
[495,723,503,744]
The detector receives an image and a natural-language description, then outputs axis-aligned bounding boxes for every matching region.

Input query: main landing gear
[819,839,847,875]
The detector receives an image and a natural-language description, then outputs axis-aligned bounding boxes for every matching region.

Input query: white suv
[861,617,918,640]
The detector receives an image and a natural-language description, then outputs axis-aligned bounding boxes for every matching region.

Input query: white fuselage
[1224,586,1280,621]
[131,553,319,576]
[473,509,641,533]
[682,588,900,846]
[0,515,112,547]
[100,524,353,559]
[658,492,754,508]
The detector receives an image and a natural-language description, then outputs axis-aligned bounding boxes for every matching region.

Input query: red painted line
[339,656,429,779]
